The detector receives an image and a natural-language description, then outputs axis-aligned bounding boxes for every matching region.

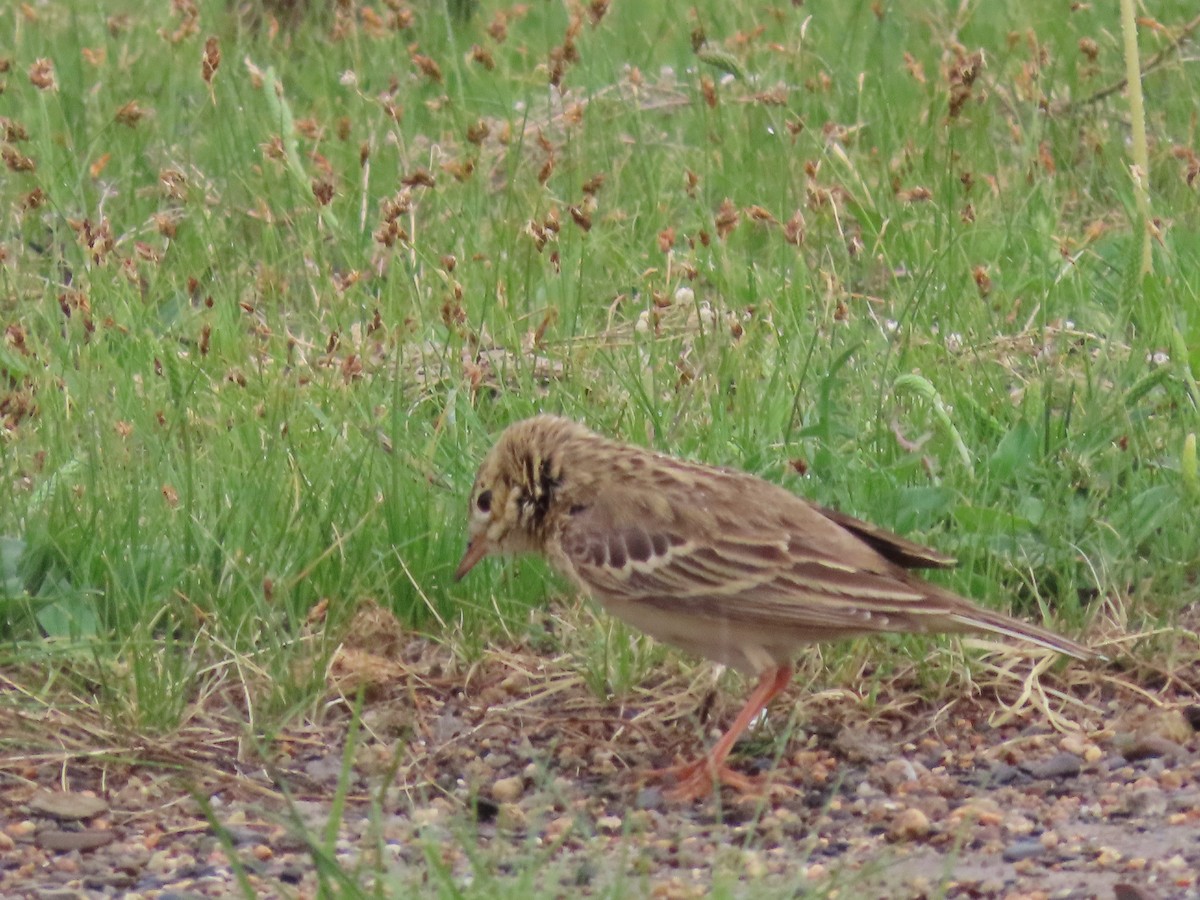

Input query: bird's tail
[947,604,1099,661]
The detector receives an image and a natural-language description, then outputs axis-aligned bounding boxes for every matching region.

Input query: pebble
[1119,735,1187,762]
[545,816,573,842]
[1022,751,1082,779]
[1002,813,1035,836]
[833,726,891,763]
[1166,789,1200,813]
[878,758,923,791]
[596,815,623,834]
[29,792,110,821]
[1059,732,1089,756]
[409,805,441,827]
[35,829,116,852]
[497,803,527,830]
[982,763,1023,786]
[490,775,525,803]
[1113,884,1159,900]
[1002,838,1045,862]
[855,780,883,799]
[7,820,37,839]
[949,798,1003,827]
[742,849,767,878]
[1121,788,1168,818]
[6,639,1200,900]
[888,807,931,841]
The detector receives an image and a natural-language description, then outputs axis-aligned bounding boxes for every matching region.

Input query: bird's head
[453,416,583,580]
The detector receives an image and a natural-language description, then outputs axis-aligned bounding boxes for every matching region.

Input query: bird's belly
[594,594,795,675]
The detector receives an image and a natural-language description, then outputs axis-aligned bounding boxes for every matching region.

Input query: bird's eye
[476,489,492,513]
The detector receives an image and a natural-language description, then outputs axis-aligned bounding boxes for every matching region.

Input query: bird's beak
[454,535,489,581]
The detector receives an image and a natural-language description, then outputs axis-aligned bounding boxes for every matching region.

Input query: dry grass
[4,594,1193,804]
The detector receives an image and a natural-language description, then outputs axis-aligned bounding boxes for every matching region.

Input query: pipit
[454,415,1095,800]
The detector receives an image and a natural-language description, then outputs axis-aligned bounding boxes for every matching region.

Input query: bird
[453,415,1096,801]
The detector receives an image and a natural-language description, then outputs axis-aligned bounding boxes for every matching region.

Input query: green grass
[2,0,1199,892]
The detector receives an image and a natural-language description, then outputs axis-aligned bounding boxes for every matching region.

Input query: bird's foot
[649,757,762,802]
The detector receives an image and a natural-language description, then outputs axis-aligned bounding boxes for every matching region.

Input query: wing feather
[558,480,953,640]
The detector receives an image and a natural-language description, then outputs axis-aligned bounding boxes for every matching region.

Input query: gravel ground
[4,624,1199,900]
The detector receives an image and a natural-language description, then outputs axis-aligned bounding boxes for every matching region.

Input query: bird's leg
[652,665,794,801]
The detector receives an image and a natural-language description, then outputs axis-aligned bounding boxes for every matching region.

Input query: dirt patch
[3,618,1199,899]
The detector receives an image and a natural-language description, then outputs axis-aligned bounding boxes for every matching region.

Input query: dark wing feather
[811,504,956,569]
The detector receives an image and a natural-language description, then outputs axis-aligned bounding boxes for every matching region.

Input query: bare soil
[3,615,1199,900]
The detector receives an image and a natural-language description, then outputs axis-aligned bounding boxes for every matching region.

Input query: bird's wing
[810,503,956,569]
[557,476,948,637]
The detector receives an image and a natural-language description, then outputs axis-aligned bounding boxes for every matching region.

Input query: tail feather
[947,607,1098,661]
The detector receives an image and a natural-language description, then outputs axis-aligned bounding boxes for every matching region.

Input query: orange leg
[652,665,794,802]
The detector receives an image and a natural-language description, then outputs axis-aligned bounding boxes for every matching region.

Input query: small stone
[743,849,767,878]
[855,780,883,799]
[1059,732,1089,756]
[224,826,260,846]
[596,815,622,834]
[1166,789,1200,813]
[410,805,441,827]
[1159,768,1184,790]
[878,758,924,791]
[497,803,527,830]
[949,798,1003,827]
[1114,884,1158,900]
[1003,813,1035,836]
[590,748,618,774]
[906,876,933,895]
[545,816,573,842]
[29,792,109,821]
[146,848,176,873]
[1023,751,1081,779]
[1002,838,1045,862]
[490,775,524,803]
[888,807,931,841]
[980,763,1023,786]
[7,819,37,839]
[35,829,116,852]
[1120,735,1187,762]
[1122,789,1167,818]
[833,726,891,763]
[484,752,512,770]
